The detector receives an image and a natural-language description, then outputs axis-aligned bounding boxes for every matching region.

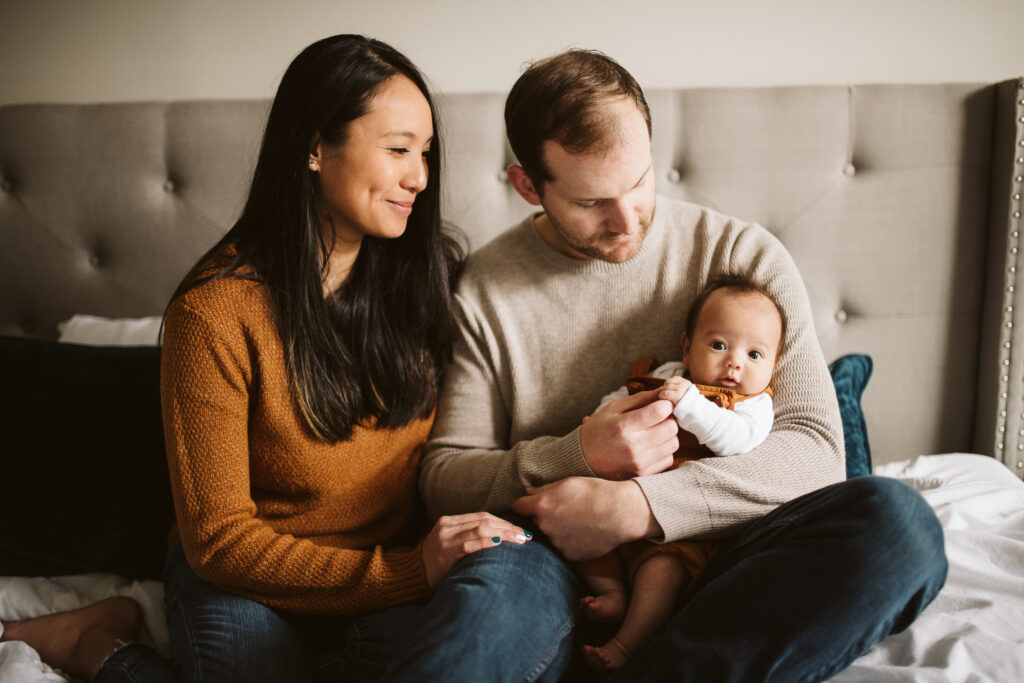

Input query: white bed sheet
[2,453,1023,682]
[831,454,1024,682]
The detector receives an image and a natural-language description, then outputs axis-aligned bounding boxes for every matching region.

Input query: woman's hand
[421,512,532,588]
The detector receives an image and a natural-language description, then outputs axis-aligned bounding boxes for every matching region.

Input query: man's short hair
[504,49,651,191]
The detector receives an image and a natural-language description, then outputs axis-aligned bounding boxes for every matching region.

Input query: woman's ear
[506,164,542,206]
[681,332,690,365]
[308,135,324,172]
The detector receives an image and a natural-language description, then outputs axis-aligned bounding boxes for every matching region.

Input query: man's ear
[506,164,542,206]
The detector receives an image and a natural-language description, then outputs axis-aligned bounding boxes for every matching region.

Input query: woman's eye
[390,147,410,155]
[711,341,726,351]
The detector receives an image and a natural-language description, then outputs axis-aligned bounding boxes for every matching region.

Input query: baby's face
[683,289,782,395]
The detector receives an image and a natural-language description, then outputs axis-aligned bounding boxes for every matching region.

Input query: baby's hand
[659,376,692,404]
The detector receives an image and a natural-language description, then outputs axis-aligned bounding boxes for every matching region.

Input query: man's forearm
[420,428,593,518]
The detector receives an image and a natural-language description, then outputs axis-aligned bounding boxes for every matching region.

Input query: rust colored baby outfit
[578,359,772,591]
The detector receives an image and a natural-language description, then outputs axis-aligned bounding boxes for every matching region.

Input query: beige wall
[2,0,1021,105]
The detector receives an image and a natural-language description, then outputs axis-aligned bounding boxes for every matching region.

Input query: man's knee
[848,476,948,593]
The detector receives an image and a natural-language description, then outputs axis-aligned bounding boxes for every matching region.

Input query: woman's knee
[163,548,309,683]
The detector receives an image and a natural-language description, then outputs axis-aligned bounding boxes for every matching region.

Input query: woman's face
[312,74,433,246]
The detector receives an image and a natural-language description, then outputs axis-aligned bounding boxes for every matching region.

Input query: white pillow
[57,314,163,346]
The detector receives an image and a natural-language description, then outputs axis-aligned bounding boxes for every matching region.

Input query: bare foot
[582,638,632,670]
[579,589,627,622]
[1,596,142,680]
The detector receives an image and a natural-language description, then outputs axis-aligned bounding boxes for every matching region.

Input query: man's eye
[711,341,726,351]
[577,200,601,209]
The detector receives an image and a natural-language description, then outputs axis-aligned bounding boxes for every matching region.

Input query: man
[420,50,947,681]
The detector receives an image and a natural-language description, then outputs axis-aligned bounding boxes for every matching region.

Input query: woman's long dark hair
[171,34,464,442]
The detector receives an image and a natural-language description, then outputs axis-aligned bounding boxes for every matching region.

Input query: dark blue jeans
[600,475,948,683]
[97,476,945,682]
[96,536,578,682]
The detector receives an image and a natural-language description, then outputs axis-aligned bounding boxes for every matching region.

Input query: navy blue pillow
[0,337,173,579]
[828,353,873,479]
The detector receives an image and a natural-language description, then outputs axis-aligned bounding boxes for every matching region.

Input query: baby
[579,274,785,670]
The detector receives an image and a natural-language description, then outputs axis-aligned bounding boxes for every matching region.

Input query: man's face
[534,98,656,263]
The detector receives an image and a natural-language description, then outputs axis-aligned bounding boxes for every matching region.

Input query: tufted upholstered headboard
[1,80,1023,475]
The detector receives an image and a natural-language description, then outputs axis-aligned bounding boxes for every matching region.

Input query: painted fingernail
[524,530,533,539]
[492,536,501,544]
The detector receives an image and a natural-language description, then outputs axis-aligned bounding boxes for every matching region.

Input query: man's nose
[605,200,638,234]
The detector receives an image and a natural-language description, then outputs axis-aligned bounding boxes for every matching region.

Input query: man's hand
[511,477,660,561]
[580,389,678,480]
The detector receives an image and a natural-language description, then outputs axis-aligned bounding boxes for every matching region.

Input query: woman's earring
[308,157,318,171]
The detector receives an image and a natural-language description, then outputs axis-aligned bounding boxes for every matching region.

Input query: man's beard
[549,205,655,263]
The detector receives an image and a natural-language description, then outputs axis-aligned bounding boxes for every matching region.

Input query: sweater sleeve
[673,387,774,456]
[635,219,845,541]
[420,294,594,518]
[161,298,431,615]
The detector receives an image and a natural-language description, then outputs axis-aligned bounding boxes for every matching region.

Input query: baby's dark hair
[685,274,787,348]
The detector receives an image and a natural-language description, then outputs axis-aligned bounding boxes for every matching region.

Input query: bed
[2,80,1023,681]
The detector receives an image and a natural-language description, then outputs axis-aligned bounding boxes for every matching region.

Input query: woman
[1,35,577,682]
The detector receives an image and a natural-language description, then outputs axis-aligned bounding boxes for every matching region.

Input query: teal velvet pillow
[828,354,873,479]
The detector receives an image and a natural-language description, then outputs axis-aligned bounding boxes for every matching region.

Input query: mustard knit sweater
[161,274,432,615]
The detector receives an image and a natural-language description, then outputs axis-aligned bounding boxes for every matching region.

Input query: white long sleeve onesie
[598,360,773,457]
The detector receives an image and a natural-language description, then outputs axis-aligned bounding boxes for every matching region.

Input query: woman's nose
[402,156,428,193]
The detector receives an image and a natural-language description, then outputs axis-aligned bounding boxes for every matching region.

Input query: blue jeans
[601,475,948,683]
[382,534,580,682]
[96,534,578,682]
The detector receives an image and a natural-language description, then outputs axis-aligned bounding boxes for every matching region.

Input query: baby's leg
[583,553,688,670]
[579,573,628,623]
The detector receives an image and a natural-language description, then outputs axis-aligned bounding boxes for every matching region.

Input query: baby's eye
[748,350,763,360]
[711,341,726,351]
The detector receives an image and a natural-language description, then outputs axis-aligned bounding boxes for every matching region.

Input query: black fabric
[0,337,173,579]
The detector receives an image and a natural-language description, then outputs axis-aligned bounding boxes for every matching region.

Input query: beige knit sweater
[422,196,845,542]
[161,275,432,615]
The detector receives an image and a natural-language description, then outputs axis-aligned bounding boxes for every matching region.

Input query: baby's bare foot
[579,590,627,622]
[1,596,141,680]
[582,638,632,670]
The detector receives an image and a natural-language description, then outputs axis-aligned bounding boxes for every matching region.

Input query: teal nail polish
[524,530,533,539]
[492,536,501,544]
